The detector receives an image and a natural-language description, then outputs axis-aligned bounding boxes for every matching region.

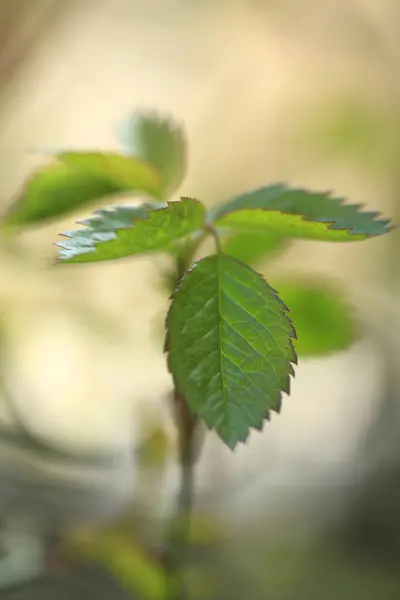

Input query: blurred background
[0,0,399,598]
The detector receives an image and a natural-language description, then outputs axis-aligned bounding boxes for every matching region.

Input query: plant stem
[164,393,198,600]
[163,240,208,599]
[205,224,222,254]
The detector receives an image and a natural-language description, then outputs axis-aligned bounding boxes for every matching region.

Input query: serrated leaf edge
[164,254,298,449]
[212,183,393,238]
[55,197,204,262]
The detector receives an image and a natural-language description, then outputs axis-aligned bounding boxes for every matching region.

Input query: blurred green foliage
[296,95,399,174]
[275,277,356,356]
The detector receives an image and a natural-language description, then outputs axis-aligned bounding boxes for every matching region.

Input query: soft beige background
[0,0,397,526]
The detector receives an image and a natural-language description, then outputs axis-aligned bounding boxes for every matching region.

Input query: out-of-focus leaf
[3,152,162,227]
[211,184,391,241]
[117,112,186,195]
[301,98,398,169]
[137,425,171,470]
[57,198,205,263]
[70,531,164,600]
[166,253,297,449]
[222,230,287,265]
[274,278,356,356]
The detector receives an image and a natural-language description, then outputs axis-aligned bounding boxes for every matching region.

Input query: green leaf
[273,278,356,356]
[3,152,162,227]
[165,254,297,449]
[72,531,164,600]
[211,184,391,241]
[117,112,186,195]
[77,202,163,232]
[57,197,205,263]
[222,231,287,265]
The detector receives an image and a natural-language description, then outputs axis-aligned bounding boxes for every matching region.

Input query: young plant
[2,111,393,597]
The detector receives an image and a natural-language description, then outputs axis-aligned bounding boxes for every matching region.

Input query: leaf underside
[165,254,297,449]
[57,197,205,263]
[3,152,162,227]
[211,184,391,241]
[117,111,186,195]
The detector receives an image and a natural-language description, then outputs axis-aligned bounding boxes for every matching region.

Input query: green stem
[165,393,197,600]
[163,243,205,600]
[206,224,222,254]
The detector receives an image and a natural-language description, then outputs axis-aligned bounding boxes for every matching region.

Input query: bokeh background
[0,0,399,598]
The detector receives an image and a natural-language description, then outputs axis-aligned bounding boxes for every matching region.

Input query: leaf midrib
[216,253,229,429]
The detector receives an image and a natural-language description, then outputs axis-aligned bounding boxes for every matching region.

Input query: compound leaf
[3,152,162,227]
[211,184,391,241]
[165,254,297,449]
[274,278,356,356]
[117,112,186,195]
[57,197,205,263]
